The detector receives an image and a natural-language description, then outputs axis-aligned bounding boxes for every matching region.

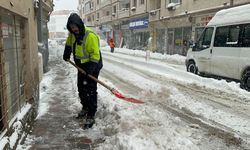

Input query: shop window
[183,27,192,55]
[156,29,166,54]
[195,27,205,41]
[174,27,182,54]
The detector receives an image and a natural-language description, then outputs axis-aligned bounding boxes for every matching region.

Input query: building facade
[79,0,250,55]
[149,0,250,55]
[0,0,53,149]
[37,0,54,72]
[48,10,74,39]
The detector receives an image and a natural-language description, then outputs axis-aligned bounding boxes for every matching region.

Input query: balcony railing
[111,0,118,3]
[149,9,161,22]
[118,8,130,19]
[100,0,111,8]
[42,0,53,12]
[100,15,112,23]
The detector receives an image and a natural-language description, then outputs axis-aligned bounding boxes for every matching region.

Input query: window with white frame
[87,16,91,22]
[90,2,94,10]
[85,2,91,13]
[113,5,116,13]
[132,0,137,7]
[169,0,182,4]
[106,11,110,16]
[97,13,99,19]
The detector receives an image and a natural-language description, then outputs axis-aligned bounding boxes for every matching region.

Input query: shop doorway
[167,31,174,54]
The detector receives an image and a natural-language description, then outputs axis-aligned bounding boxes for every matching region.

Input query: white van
[186,4,250,91]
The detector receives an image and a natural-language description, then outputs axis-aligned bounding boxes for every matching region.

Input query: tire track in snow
[102,53,250,148]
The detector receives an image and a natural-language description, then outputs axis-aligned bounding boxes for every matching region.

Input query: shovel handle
[67,60,113,91]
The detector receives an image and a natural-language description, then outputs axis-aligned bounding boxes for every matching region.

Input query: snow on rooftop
[208,4,250,26]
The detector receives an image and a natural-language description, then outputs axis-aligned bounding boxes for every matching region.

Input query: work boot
[76,109,88,119]
[83,116,95,129]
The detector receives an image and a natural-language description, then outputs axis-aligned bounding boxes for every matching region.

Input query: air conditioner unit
[96,19,99,21]
[149,10,157,15]
[112,13,116,16]
[167,3,176,11]
[33,0,39,8]
[131,7,136,11]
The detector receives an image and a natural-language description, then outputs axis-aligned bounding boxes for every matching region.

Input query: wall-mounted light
[10,2,14,7]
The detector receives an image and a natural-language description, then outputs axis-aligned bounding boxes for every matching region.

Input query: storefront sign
[129,17,148,29]
[195,15,213,27]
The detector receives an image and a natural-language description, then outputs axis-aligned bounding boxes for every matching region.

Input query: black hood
[66,13,85,41]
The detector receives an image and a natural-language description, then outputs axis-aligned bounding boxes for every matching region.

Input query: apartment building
[37,0,54,72]
[48,10,74,39]
[79,0,250,55]
[149,0,250,55]
[0,0,53,149]
[80,0,148,49]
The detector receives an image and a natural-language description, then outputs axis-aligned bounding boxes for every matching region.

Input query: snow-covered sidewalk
[16,44,250,149]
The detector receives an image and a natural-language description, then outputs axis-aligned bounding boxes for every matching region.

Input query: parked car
[185,4,250,91]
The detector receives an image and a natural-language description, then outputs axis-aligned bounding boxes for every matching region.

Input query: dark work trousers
[77,69,100,118]
[111,47,114,53]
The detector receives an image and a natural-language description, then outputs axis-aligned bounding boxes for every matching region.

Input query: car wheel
[187,61,198,74]
[240,70,250,91]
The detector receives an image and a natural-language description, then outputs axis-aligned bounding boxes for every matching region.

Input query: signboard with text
[129,17,148,29]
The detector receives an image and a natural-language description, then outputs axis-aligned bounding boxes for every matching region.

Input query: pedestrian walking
[63,13,103,129]
[109,38,115,53]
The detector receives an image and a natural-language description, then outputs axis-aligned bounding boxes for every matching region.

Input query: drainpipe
[38,0,43,43]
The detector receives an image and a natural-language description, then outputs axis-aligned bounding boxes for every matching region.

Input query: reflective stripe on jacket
[65,26,100,64]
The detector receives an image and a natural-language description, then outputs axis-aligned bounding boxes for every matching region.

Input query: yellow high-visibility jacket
[65,26,101,64]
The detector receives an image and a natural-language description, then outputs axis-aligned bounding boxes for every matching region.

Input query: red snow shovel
[68,60,144,104]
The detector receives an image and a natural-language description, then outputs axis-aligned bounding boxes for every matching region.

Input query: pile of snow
[101,46,186,65]
[100,39,108,47]
[48,39,58,48]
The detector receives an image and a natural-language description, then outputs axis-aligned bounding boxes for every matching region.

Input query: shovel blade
[111,89,144,104]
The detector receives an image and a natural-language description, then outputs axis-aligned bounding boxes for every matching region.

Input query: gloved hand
[63,46,72,61]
